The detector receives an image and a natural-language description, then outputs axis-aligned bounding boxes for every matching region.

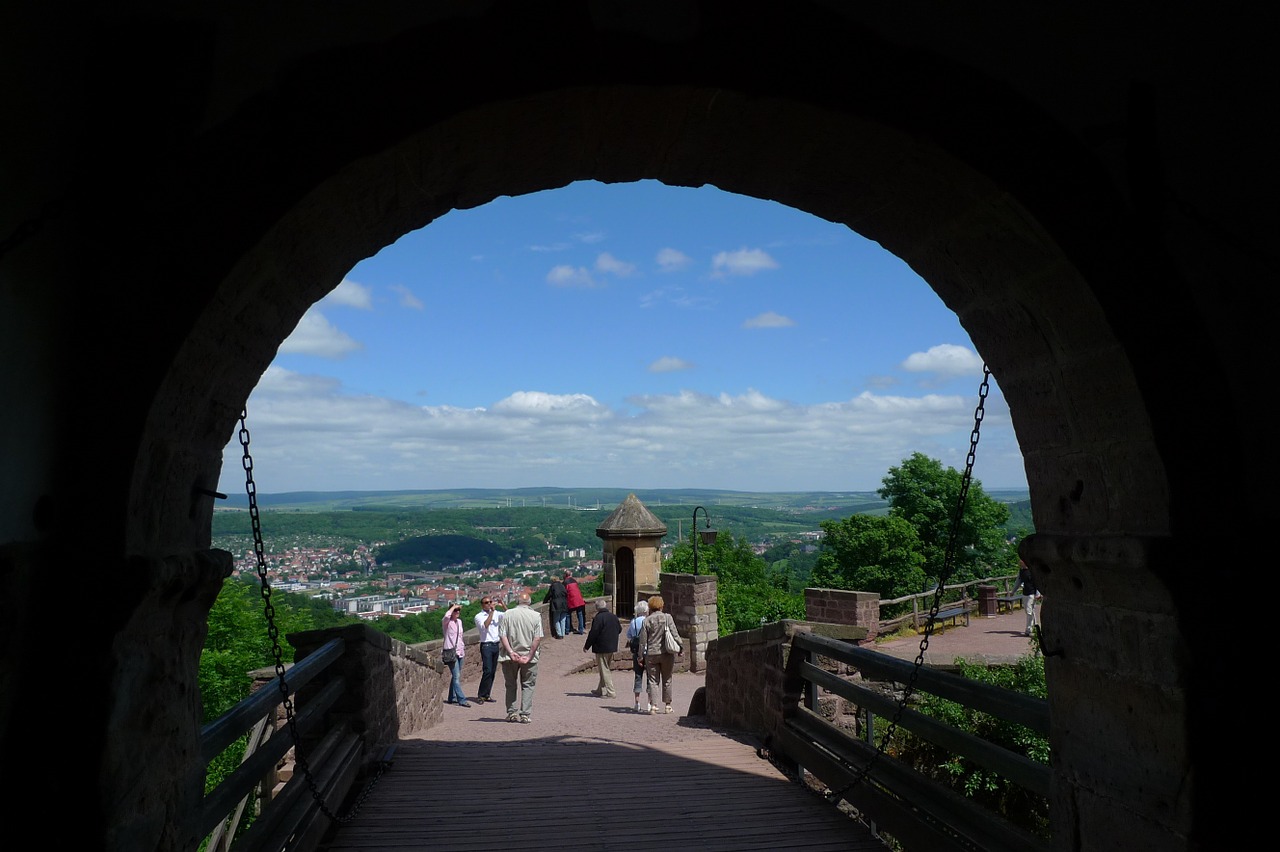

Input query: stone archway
[6,6,1256,850]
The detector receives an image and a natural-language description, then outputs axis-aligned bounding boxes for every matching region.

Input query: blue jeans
[555,612,569,638]
[571,607,586,633]
[447,656,467,704]
[478,642,499,699]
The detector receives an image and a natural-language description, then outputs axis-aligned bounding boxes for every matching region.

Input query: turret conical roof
[595,493,668,539]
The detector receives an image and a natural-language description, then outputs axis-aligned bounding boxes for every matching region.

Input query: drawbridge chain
[238,410,388,829]
[822,365,992,805]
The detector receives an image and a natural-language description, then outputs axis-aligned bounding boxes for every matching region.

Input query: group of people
[441,590,685,721]
[441,590,543,722]
[544,570,587,637]
[588,594,682,714]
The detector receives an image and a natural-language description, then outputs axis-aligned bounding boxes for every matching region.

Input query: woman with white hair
[626,599,649,712]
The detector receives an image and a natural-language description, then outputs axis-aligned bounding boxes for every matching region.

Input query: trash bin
[977,584,998,618]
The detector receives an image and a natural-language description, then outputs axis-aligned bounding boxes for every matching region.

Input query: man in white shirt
[472,596,505,703]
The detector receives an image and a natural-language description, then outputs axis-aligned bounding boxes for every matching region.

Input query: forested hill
[375,534,514,569]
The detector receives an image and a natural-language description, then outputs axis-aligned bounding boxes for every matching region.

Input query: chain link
[237,409,387,834]
[825,365,991,804]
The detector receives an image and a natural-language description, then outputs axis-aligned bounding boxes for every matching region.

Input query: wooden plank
[318,737,887,852]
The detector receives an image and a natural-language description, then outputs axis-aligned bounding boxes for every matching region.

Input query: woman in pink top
[442,604,470,707]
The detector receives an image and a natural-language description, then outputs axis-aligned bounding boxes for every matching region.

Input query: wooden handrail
[776,630,1050,852]
[200,637,345,763]
[198,636,349,851]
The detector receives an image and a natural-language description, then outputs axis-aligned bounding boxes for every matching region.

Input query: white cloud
[323,279,374,309]
[595,252,637,277]
[546,265,599,288]
[901,344,984,379]
[656,248,692,272]
[648,356,693,373]
[278,310,363,358]
[743,311,795,329]
[390,283,424,310]
[711,247,779,277]
[222,372,1023,494]
[575,231,606,244]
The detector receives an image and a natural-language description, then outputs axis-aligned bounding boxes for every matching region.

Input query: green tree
[810,514,928,601]
[664,530,805,634]
[878,452,1018,584]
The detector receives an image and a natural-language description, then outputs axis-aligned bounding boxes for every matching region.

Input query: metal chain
[825,365,991,804]
[238,409,386,830]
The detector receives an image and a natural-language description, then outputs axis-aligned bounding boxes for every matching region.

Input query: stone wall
[705,620,800,738]
[657,572,717,673]
[289,623,447,755]
[705,620,868,741]
[804,588,880,641]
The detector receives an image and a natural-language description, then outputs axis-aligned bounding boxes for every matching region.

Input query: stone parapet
[289,623,447,759]
[804,588,881,640]
[657,572,717,673]
[704,620,868,741]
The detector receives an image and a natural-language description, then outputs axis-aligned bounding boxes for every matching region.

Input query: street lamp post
[691,506,717,574]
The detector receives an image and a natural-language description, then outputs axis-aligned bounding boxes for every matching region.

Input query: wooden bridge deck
[318,632,886,851]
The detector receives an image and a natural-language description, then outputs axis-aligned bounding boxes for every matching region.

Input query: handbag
[442,627,458,666]
[661,616,683,655]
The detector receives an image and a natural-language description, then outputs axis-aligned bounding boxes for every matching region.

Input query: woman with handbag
[640,595,682,715]
[441,604,471,707]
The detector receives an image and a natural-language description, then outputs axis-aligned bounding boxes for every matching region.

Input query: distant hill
[216,486,1024,514]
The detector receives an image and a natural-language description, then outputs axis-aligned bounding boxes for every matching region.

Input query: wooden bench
[927,604,970,631]
[996,595,1022,614]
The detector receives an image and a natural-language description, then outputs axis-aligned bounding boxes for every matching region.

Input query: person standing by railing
[564,571,587,634]
[442,604,471,707]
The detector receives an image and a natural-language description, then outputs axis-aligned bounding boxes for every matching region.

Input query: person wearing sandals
[441,604,470,707]
[626,599,649,712]
[640,595,681,714]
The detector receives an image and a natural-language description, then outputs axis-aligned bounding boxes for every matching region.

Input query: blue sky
[217,179,1026,495]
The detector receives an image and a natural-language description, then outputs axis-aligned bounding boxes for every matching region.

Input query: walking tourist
[641,595,681,715]
[583,597,622,698]
[1018,560,1042,636]
[626,599,649,712]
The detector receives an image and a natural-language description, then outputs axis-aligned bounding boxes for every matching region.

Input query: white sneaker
[665,705,673,714]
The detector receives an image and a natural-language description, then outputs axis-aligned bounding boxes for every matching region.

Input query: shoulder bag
[661,615,683,655]
[441,627,458,665]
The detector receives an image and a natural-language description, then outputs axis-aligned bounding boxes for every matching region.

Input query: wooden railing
[878,574,1018,634]
[772,631,1050,852]
[198,637,363,852]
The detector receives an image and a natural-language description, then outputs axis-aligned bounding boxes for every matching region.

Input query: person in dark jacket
[544,577,568,638]
[564,571,587,634]
[583,598,622,698]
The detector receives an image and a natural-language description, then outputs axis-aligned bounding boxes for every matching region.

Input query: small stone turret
[595,494,668,618]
